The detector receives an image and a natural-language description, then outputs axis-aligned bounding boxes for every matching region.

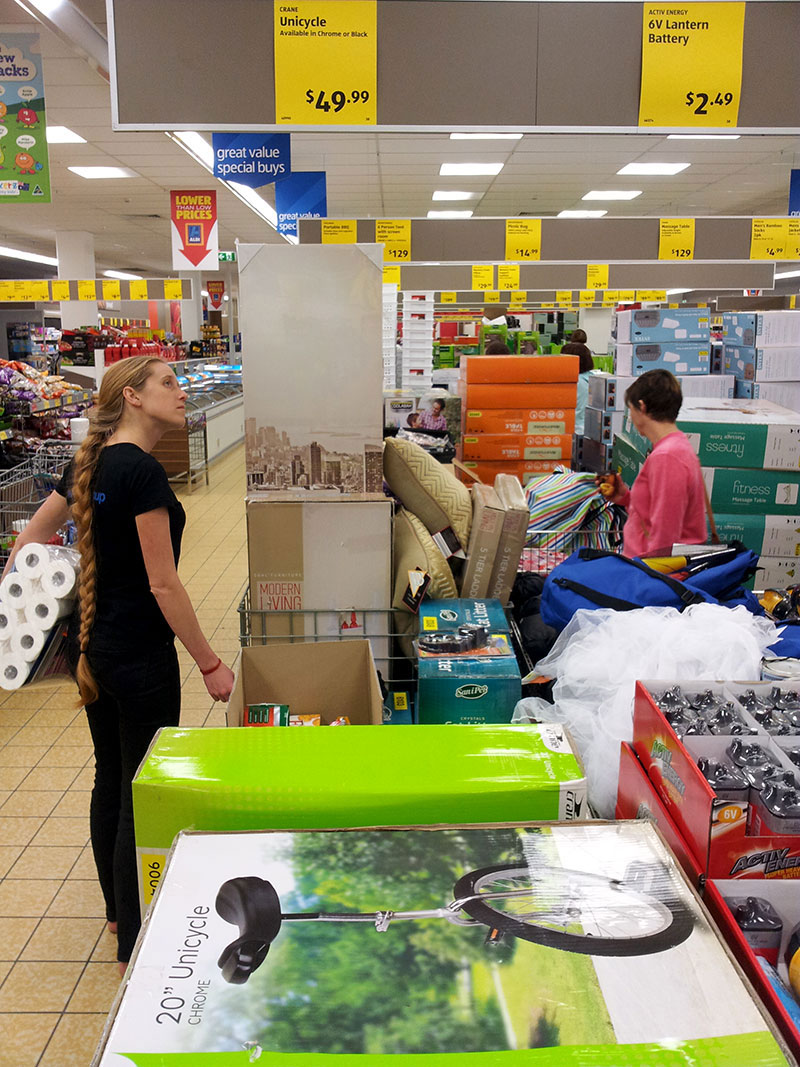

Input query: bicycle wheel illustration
[453,862,693,957]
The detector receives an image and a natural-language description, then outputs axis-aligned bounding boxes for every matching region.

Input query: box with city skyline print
[238,242,384,493]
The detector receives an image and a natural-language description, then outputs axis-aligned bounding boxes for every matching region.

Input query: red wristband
[200,657,222,676]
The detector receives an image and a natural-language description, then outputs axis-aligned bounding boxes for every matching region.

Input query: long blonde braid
[71,355,166,706]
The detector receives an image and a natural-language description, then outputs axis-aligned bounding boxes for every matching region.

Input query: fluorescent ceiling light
[68,166,137,179]
[46,125,86,144]
[582,190,642,201]
[667,134,740,140]
[432,190,478,201]
[0,244,57,266]
[440,163,504,176]
[557,209,608,218]
[617,162,690,175]
[427,210,473,219]
[201,290,209,297]
[450,133,522,140]
[666,288,694,295]
[29,0,64,13]
[103,269,142,281]
[228,181,278,227]
[223,294,229,301]
[775,269,800,280]
[171,131,214,169]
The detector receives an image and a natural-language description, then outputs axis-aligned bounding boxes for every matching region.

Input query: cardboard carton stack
[456,354,579,484]
[725,311,800,414]
[612,396,800,582]
[399,290,435,392]
[611,307,712,377]
[382,282,398,388]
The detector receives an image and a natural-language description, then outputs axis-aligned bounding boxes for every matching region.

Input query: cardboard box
[458,459,563,483]
[416,649,520,724]
[584,406,625,445]
[418,597,509,634]
[615,307,710,344]
[757,311,800,348]
[723,313,756,347]
[99,821,790,1066]
[133,723,586,913]
[703,467,800,514]
[460,488,505,598]
[757,347,800,382]
[712,514,800,558]
[615,342,711,377]
[724,344,757,381]
[461,382,578,408]
[752,556,800,588]
[747,380,800,412]
[676,397,800,471]
[579,435,614,474]
[611,432,647,487]
[462,433,572,462]
[589,372,734,411]
[735,379,756,399]
[461,354,579,384]
[488,474,529,605]
[464,407,576,435]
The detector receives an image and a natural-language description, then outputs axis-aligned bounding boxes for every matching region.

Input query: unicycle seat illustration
[214,860,694,985]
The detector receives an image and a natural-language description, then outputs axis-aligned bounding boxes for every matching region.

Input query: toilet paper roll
[14,543,49,579]
[0,604,20,639]
[40,559,77,600]
[0,572,37,607]
[24,593,71,631]
[11,624,45,663]
[0,653,29,690]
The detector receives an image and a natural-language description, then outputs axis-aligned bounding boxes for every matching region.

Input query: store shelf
[0,429,12,442]
[6,389,93,414]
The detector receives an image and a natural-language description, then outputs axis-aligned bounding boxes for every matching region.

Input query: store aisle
[0,444,247,1066]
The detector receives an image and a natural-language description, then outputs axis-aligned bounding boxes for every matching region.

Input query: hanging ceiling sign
[212,133,291,187]
[207,281,225,309]
[170,190,219,270]
[274,171,327,238]
[0,34,50,203]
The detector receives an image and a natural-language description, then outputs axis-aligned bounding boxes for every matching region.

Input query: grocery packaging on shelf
[99,821,789,1066]
[133,724,587,912]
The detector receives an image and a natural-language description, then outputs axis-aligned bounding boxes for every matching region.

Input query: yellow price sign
[77,280,97,301]
[555,290,572,305]
[636,290,667,302]
[485,290,500,303]
[497,264,520,290]
[579,290,595,307]
[163,279,184,300]
[586,264,609,290]
[50,279,70,301]
[509,290,527,305]
[0,280,49,302]
[786,220,800,261]
[750,219,788,260]
[321,220,357,244]
[792,295,798,310]
[659,218,695,260]
[382,264,401,285]
[505,219,541,261]
[618,289,636,302]
[639,2,745,127]
[274,1,377,125]
[0,282,15,302]
[130,279,149,301]
[375,220,411,261]
[603,290,621,306]
[440,291,457,304]
[472,265,494,291]
[101,280,121,301]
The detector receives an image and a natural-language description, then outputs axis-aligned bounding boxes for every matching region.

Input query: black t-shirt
[57,443,186,650]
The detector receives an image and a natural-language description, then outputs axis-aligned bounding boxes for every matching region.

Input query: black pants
[83,641,181,961]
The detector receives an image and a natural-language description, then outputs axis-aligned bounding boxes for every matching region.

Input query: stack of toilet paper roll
[0,543,80,689]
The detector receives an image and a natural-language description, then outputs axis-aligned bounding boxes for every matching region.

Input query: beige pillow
[384,436,472,552]
[393,508,458,658]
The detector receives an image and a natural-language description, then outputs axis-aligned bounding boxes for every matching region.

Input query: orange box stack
[457,355,579,483]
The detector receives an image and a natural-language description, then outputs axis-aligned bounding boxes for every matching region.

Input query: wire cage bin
[519,527,624,576]
[0,443,77,566]
[238,587,407,686]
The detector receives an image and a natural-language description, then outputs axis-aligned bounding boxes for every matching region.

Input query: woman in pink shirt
[605,370,708,557]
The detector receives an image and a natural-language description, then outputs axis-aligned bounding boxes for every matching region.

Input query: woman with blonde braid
[3,356,234,971]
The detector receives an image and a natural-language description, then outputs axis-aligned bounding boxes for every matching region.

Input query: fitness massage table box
[675,397,800,472]
[132,723,585,914]
[711,514,800,558]
[614,307,710,344]
[95,821,791,1066]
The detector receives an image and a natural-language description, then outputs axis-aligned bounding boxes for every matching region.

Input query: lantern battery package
[95,821,790,1066]
[133,723,585,912]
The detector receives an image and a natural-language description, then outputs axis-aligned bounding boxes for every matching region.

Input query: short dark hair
[431,398,444,413]
[560,342,594,374]
[625,369,683,422]
[569,329,587,344]
[484,341,511,355]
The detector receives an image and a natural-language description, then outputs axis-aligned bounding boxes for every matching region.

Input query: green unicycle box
[133,723,586,915]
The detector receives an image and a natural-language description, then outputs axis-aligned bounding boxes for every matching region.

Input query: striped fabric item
[524,467,621,552]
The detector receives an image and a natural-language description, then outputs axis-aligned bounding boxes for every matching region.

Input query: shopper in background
[417,398,447,431]
[2,356,235,973]
[602,369,707,557]
[569,328,589,345]
[561,341,594,436]
[484,341,511,355]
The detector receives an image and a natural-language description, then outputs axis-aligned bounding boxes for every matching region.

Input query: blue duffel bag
[540,546,762,632]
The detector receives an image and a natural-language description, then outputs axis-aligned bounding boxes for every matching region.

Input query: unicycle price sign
[274,1,377,125]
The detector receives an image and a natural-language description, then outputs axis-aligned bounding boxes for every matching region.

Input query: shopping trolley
[0,441,77,567]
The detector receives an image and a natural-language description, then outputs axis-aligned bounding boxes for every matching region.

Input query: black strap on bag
[558,549,708,609]
[551,578,645,612]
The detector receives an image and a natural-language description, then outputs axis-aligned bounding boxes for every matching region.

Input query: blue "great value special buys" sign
[275,171,327,238]
[212,133,290,187]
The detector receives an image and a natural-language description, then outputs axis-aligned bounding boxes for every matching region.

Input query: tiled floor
[0,444,247,1066]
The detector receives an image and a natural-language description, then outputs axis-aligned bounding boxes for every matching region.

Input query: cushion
[383,436,472,552]
[393,508,458,658]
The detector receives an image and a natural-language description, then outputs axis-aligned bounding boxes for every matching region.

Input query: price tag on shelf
[101,280,121,302]
[497,264,520,290]
[638,2,744,127]
[618,289,636,302]
[602,290,621,306]
[484,290,500,302]
[5,280,49,302]
[750,219,788,260]
[579,290,595,307]
[472,265,494,291]
[784,219,800,261]
[636,290,667,301]
[321,220,357,244]
[274,1,377,125]
[375,220,411,261]
[555,290,572,305]
[50,280,70,301]
[382,265,401,285]
[77,280,97,301]
[586,264,609,290]
[505,219,541,261]
[130,279,149,301]
[440,291,457,304]
[659,218,695,260]
[163,280,184,300]
[509,290,527,305]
